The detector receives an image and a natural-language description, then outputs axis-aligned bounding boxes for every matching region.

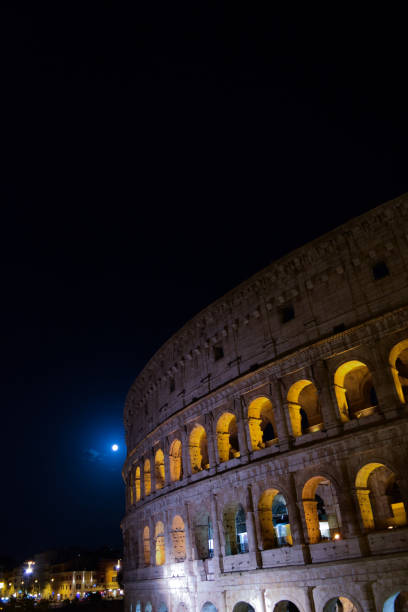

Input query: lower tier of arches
[124,553,408,612]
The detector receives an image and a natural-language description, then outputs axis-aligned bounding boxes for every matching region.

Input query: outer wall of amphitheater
[122,194,408,612]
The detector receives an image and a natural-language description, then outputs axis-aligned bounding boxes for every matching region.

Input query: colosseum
[122,193,408,612]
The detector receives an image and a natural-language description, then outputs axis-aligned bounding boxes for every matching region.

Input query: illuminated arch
[135,466,141,502]
[247,396,277,450]
[323,596,360,612]
[171,515,186,562]
[355,462,407,530]
[216,412,240,462]
[155,521,166,565]
[302,476,342,544]
[155,448,165,490]
[287,380,322,436]
[258,489,292,549]
[143,526,150,566]
[189,425,209,473]
[144,459,151,496]
[223,503,248,556]
[334,360,377,421]
[389,339,408,404]
[169,439,183,481]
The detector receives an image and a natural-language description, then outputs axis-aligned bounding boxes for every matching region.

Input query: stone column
[312,359,343,435]
[302,500,320,544]
[236,408,249,462]
[211,494,224,572]
[366,341,401,417]
[149,449,156,493]
[250,485,264,550]
[205,413,217,471]
[163,438,171,488]
[184,502,195,561]
[164,510,172,564]
[181,426,191,480]
[287,475,307,547]
[270,378,290,450]
[338,462,365,538]
[149,516,155,567]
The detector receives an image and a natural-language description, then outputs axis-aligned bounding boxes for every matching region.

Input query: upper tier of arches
[125,337,408,501]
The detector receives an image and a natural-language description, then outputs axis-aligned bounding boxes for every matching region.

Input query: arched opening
[232,603,255,612]
[323,597,359,612]
[334,360,378,421]
[189,425,209,473]
[143,526,150,566]
[144,459,151,496]
[355,463,407,530]
[193,510,214,559]
[248,396,278,450]
[201,603,217,612]
[171,515,186,562]
[135,602,141,612]
[145,604,152,612]
[384,591,408,611]
[273,603,301,612]
[216,412,240,462]
[223,503,248,555]
[258,489,292,549]
[389,340,408,404]
[135,466,141,501]
[155,521,166,565]
[302,476,342,544]
[169,439,183,481]
[155,449,165,490]
[158,603,168,612]
[287,380,323,436]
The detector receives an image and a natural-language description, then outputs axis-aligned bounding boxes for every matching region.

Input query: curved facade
[122,193,408,612]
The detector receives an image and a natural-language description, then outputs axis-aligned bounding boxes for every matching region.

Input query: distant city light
[112,444,119,451]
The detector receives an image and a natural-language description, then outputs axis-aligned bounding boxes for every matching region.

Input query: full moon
[112,444,119,452]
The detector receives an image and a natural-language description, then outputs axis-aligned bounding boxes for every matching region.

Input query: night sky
[1,6,407,562]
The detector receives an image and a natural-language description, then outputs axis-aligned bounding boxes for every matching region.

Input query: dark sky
[1,5,407,561]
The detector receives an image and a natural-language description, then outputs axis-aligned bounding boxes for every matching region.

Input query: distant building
[122,193,408,611]
[2,549,122,602]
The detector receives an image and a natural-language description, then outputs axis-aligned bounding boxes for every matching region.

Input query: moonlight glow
[112,444,119,452]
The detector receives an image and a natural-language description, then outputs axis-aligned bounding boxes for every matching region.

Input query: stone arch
[232,603,255,612]
[135,602,141,612]
[189,424,209,473]
[143,526,150,566]
[323,596,361,611]
[247,396,278,450]
[258,488,292,549]
[135,466,141,501]
[355,462,407,530]
[216,411,240,462]
[389,339,408,404]
[334,360,377,421]
[145,604,152,612]
[193,509,214,559]
[273,602,301,612]
[287,379,323,436]
[383,590,408,611]
[155,521,166,565]
[144,459,151,496]
[169,439,183,481]
[201,603,217,612]
[155,449,165,490]
[302,475,342,544]
[171,514,186,562]
[223,502,248,555]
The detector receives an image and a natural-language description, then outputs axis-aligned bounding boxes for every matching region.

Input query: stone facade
[122,193,408,612]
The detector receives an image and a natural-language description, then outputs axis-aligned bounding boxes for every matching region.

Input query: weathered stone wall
[122,194,408,612]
